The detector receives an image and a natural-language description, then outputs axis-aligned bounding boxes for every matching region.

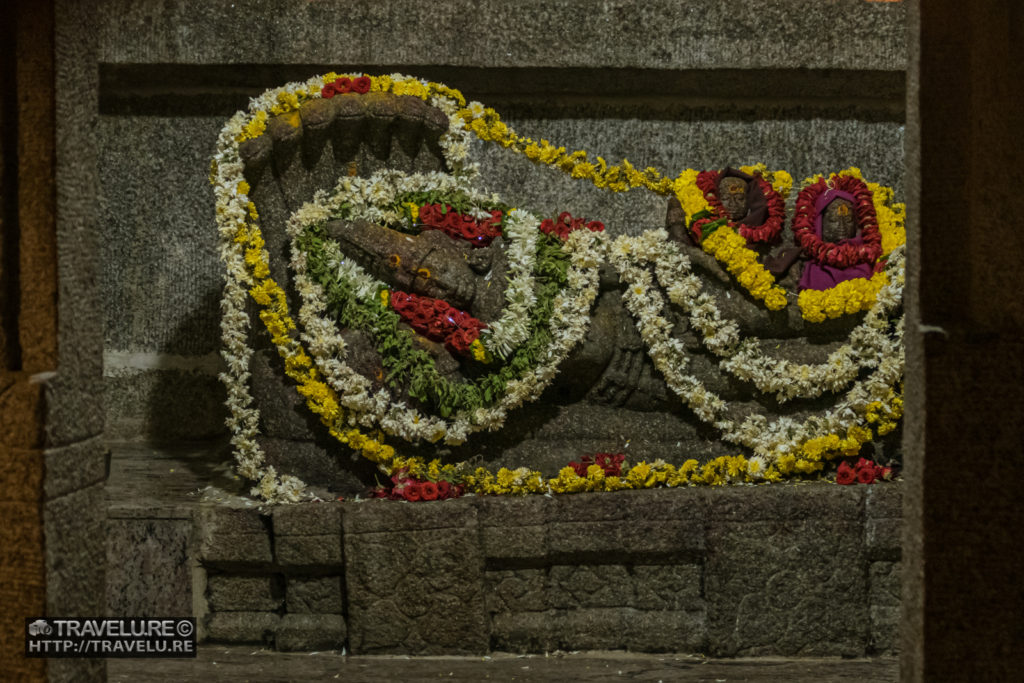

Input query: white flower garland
[613,230,905,403]
[286,173,604,446]
[608,231,905,461]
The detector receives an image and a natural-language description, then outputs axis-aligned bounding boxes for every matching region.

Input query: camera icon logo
[28,619,52,637]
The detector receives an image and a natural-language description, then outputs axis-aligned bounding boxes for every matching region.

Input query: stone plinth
[106,445,902,656]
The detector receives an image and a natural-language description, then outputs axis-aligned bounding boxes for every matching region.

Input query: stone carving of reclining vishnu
[211,73,905,502]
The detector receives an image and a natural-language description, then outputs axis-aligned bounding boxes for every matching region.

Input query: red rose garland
[792,175,882,269]
[691,171,786,245]
[417,204,503,246]
[321,75,372,98]
[540,211,604,241]
[371,467,465,501]
[836,457,893,485]
[389,291,487,357]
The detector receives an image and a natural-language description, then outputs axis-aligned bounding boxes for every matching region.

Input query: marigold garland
[798,271,889,322]
[700,228,789,311]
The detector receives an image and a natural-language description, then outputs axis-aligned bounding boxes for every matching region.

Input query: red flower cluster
[568,452,625,477]
[389,291,487,356]
[370,469,465,502]
[417,204,503,246]
[836,457,894,485]
[792,175,883,268]
[540,212,605,241]
[321,75,372,98]
[694,171,786,245]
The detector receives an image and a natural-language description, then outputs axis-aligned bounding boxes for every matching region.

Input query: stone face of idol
[822,198,858,242]
[718,175,749,219]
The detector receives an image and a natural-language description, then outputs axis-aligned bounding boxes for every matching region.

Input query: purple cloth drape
[798,190,874,291]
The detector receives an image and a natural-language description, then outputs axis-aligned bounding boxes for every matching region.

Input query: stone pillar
[904,1,1024,680]
[0,1,106,680]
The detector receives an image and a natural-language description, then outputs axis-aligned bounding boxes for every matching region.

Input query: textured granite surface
[106,518,194,617]
[95,0,906,71]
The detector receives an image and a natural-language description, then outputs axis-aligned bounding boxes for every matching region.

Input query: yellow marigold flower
[403,202,419,222]
[795,459,823,474]
[237,110,268,141]
[725,456,746,479]
[570,162,596,179]
[736,268,757,289]
[249,281,275,306]
[495,468,517,488]
[604,476,625,491]
[764,288,788,311]
[847,425,873,444]
[237,181,251,196]
[770,169,794,198]
[427,459,441,481]
[626,462,652,487]
[469,339,491,363]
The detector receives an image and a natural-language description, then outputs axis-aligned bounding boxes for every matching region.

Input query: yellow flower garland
[238,218,395,465]
[797,271,888,322]
[701,228,789,310]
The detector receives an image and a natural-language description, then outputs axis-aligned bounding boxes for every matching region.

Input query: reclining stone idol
[211,73,905,502]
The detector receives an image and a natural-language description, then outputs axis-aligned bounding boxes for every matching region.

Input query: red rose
[836,461,856,485]
[418,204,437,224]
[437,480,452,499]
[595,452,624,476]
[402,482,421,502]
[321,82,336,99]
[880,466,893,481]
[352,76,372,94]
[587,220,605,232]
[420,481,439,501]
[334,77,352,94]
[856,467,876,485]
[454,484,465,497]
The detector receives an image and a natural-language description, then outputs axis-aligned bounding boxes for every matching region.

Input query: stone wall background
[94,0,907,443]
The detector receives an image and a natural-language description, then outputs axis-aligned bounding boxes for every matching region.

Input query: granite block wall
[111,483,901,655]
[93,0,907,443]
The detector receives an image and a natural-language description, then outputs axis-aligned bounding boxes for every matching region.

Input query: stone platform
[106,444,901,657]
[108,647,898,682]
